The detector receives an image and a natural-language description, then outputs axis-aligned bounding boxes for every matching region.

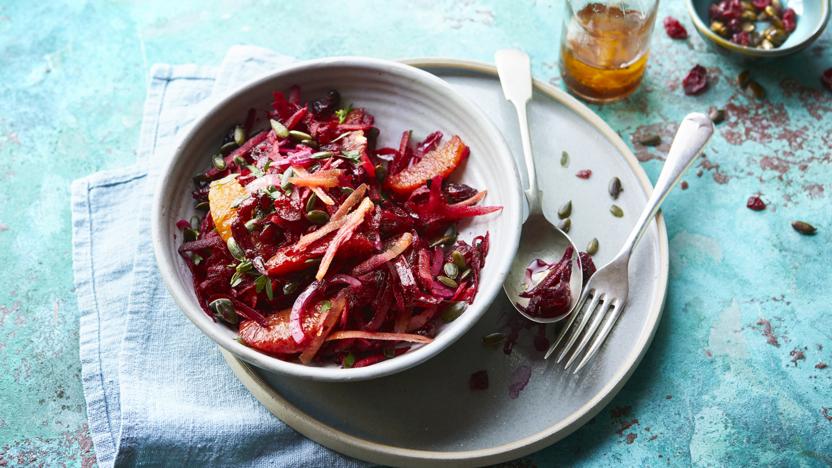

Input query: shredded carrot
[352,232,413,276]
[325,330,433,344]
[316,197,374,280]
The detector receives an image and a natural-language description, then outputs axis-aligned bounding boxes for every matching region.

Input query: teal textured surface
[0,1,830,466]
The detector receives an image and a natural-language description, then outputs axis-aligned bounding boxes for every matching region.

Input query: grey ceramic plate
[221,59,669,466]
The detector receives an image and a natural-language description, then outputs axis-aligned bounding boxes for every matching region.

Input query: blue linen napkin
[72,46,363,467]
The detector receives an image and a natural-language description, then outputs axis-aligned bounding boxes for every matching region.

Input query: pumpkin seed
[738,70,751,88]
[710,20,728,37]
[741,22,755,33]
[375,164,388,182]
[190,215,201,230]
[212,154,227,171]
[586,238,599,256]
[282,281,299,296]
[791,220,817,235]
[560,150,569,168]
[764,5,779,19]
[761,39,774,50]
[610,204,624,218]
[383,348,396,358]
[306,209,330,225]
[209,298,238,325]
[233,155,246,166]
[183,228,198,242]
[233,125,246,146]
[305,193,318,212]
[220,141,238,155]
[269,119,289,138]
[342,352,355,368]
[637,133,661,147]
[437,275,459,289]
[741,10,757,21]
[558,218,571,233]
[300,139,318,149]
[310,151,334,160]
[226,237,246,261]
[747,80,767,99]
[430,235,456,248]
[440,301,467,323]
[708,108,726,124]
[482,332,506,347]
[451,250,466,268]
[609,176,622,199]
[459,268,472,281]
[443,262,459,279]
[194,200,210,211]
[289,130,312,141]
[280,168,293,191]
[244,218,258,232]
[557,200,572,219]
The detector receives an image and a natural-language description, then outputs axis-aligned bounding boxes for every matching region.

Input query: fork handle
[619,113,714,258]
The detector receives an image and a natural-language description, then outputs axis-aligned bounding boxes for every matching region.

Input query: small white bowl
[152,57,524,382]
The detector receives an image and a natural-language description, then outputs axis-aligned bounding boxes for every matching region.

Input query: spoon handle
[495,49,541,216]
[618,113,714,258]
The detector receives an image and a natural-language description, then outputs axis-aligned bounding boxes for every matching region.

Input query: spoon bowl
[503,214,583,323]
[495,48,585,323]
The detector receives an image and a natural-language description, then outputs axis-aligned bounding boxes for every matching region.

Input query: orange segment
[386,135,468,196]
[208,175,248,242]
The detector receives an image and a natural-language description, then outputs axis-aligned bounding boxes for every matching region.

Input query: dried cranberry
[752,0,770,9]
[823,68,832,92]
[709,4,722,20]
[716,0,742,21]
[683,65,709,96]
[469,370,489,391]
[575,169,592,179]
[732,31,751,46]
[727,18,742,33]
[663,16,688,39]
[746,195,766,211]
[782,8,797,33]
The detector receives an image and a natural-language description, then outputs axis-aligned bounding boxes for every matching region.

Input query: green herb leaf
[265,277,274,301]
[340,150,361,163]
[254,275,267,293]
[335,104,353,124]
[246,164,264,177]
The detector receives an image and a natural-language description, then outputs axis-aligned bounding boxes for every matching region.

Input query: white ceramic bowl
[152,57,524,381]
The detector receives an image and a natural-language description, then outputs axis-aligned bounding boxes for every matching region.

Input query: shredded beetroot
[180,87,501,367]
[683,65,709,96]
[663,17,688,39]
[518,247,596,319]
[746,195,766,211]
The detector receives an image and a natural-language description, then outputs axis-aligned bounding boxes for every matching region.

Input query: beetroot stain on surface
[823,407,832,422]
[508,365,532,399]
[815,362,828,369]
[790,348,806,365]
[575,169,592,179]
[625,433,637,444]
[756,319,780,347]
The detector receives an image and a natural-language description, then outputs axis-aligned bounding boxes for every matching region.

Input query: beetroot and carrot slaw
[177,87,501,367]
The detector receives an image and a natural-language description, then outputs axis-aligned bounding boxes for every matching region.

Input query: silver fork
[545,113,714,373]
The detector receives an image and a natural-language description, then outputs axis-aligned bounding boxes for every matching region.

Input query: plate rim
[221,57,670,467]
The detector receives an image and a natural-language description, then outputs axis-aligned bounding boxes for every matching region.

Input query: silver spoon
[496,48,584,324]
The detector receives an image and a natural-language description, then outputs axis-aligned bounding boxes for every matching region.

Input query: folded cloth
[72,46,363,467]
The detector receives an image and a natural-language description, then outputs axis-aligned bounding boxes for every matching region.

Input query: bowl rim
[685,0,831,58]
[151,56,524,382]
